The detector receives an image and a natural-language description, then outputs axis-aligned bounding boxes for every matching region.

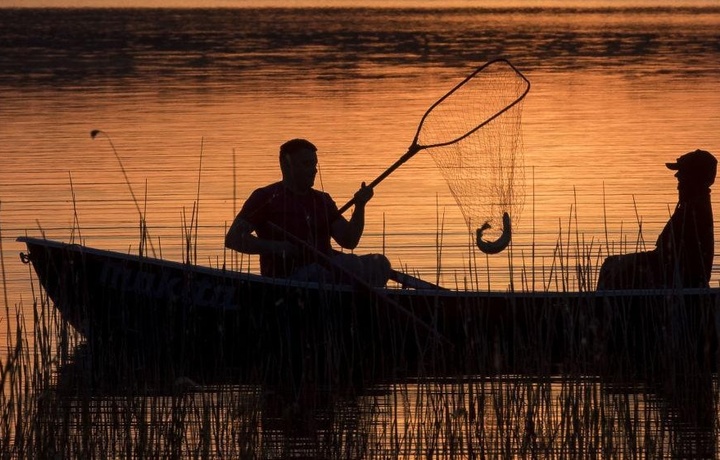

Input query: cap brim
[666,162,680,170]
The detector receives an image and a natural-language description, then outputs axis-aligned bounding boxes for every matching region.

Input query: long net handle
[338,59,530,215]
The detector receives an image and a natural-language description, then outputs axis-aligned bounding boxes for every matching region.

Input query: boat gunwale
[17,236,720,300]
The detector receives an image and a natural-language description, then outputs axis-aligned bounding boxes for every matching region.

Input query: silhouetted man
[225,138,391,287]
[598,149,716,289]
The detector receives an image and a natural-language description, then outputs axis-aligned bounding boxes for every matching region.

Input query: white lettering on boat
[99,261,237,309]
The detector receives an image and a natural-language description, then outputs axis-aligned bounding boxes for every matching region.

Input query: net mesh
[417,60,529,249]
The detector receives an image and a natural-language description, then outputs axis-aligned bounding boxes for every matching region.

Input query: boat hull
[18,237,719,387]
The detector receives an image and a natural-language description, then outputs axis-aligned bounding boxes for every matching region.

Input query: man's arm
[332,182,373,250]
[225,214,295,256]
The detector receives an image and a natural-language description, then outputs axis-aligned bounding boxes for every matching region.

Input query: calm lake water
[2,7,720,295]
[1,6,720,457]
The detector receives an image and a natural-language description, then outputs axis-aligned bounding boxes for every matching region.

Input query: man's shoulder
[249,182,284,198]
[240,182,283,214]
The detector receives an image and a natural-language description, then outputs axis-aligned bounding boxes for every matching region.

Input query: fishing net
[417,60,529,253]
[340,59,529,254]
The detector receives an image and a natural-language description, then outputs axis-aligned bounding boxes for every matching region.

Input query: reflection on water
[7,279,715,458]
[44,353,717,458]
[2,6,720,457]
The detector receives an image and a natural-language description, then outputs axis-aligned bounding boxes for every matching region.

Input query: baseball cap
[666,149,717,186]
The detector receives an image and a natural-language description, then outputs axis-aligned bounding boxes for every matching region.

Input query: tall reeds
[2,245,718,458]
[1,187,719,457]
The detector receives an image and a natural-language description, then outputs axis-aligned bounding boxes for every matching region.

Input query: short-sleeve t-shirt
[238,182,340,277]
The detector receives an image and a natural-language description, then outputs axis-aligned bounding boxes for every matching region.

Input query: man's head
[666,149,717,189]
[279,138,318,193]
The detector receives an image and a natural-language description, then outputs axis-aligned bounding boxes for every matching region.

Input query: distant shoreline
[2,1,720,11]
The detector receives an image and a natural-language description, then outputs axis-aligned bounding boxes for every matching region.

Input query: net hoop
[411,59,530,151]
